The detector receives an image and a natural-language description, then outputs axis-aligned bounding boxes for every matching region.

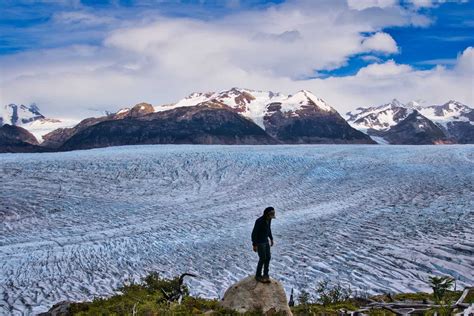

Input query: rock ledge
[220,275,293,315]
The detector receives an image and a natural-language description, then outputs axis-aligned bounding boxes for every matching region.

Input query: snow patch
[24,118,79,142]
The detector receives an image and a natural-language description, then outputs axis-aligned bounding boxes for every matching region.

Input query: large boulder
[220,275,293,315]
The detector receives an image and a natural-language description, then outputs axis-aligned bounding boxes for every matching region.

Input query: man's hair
[263,206,275,217]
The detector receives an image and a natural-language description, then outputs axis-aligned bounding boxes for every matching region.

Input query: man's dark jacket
[251,215,273,246]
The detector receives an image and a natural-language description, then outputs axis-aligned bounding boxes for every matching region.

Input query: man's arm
[251,219,259,252]
[251,219,258,246]
[269,220,273,241]
[269,221,274,246]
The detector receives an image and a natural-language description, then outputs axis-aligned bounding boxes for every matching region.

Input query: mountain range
[0,89,472,152]
[346,99,473,144]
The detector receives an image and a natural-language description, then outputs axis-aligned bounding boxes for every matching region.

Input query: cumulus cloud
[308,47,474,113]
[0,0,471,119]
[454,46,473,74]
[356,60,412,76]
[361,32,399,54]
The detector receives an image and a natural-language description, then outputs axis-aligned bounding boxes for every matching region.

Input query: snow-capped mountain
[346,99,413,132]
[416,100,472,127]
[369,110,450,145]
[347,99,473,144]
[1,103,44,126]
[158,88,373,144]
[423,101,474,144]
[159,88,335,129]
[0,104,78,143]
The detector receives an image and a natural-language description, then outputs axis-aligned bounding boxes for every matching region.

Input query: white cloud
[360,55,383,63]
[410,0,437,8]
[356,60,412,76]
[347,0,397,10]
[361,32,398,53]
[454,46,473,74]
[307,47,474,113]
[0,1,471,120]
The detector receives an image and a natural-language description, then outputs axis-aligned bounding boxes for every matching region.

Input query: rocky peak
[287,90,334,112]
[128,102,154,117]
[1,103,45,126]
[415,100,472,124]
[370,110,450,145]
[347,101,412,131]
[438,100,470,113]
[211,88,258,112]
[389,98,403,108]
[405,100,423,109]
[184,91,215,102]
[114,102,155,118]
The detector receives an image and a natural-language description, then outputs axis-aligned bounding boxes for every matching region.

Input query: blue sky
[1,1,472,69]
[319,1,474,76]
[0,0,472,117]
[0,0,284,54]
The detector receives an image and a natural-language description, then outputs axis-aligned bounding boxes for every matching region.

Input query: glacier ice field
[0,144,473,314]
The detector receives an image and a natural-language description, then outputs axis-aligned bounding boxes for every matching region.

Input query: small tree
[316,280,352,306]
[298,290,311,305]
[429,276,454,303]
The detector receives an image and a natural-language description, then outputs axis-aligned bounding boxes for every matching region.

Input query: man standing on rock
[251,207,276,283]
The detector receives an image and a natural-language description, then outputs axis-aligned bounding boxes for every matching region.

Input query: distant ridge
[347,99,473,144]
[10,88,373,152]
[2,89,473,152]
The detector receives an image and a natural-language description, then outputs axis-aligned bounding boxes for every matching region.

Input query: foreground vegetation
[68,273,236,315]
[49,273,472,315]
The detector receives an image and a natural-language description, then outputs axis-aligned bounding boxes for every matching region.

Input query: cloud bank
[0,0,472,118]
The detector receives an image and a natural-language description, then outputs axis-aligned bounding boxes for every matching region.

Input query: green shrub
[297,290,311,305]
[429,276,454,303]
[315,280,352,306]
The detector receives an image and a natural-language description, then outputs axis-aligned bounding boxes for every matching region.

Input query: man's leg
[263,242,271,277]
[256,243,267,279]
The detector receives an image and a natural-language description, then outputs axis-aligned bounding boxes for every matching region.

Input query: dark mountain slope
[60,106,278,151]
[0,124,48,153]
[264,102,375,144]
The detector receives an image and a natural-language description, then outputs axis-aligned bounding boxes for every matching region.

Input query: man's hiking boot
[255,275,265,283]
[262,276,271,283]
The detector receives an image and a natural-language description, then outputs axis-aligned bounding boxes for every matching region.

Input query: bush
[429,276,454,303]
[297,290,311,305]
[69,272,192,315]
[315,280,352,306]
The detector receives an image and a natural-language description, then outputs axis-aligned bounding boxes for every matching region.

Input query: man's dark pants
[256,242,271,277]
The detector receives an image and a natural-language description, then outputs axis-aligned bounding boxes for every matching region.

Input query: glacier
[0,144,473,314]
